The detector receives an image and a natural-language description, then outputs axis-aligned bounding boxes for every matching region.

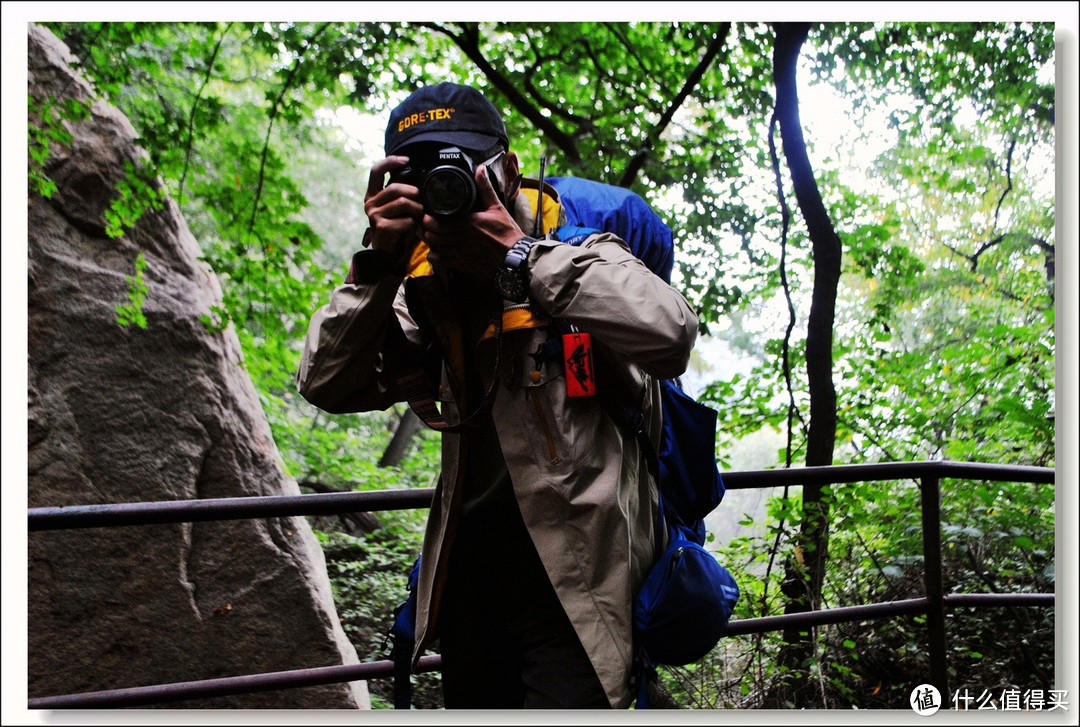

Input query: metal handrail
[28,487,436,531]
[27,461,1053,532]
[27,656,444,710]
[27,460,1055,709]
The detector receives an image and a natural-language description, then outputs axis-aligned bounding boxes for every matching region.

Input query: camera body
[391,146,483,220]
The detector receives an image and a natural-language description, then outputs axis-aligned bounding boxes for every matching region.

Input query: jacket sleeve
[295,264,414,415]
[527,233,699,380]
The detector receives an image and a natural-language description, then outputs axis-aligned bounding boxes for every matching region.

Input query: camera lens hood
[422,164,477,219]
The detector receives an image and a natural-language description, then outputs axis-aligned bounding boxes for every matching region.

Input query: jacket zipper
[527,389,559,462]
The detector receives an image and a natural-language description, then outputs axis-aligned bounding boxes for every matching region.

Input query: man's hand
[421,162,525,279]
[363,156,423,260]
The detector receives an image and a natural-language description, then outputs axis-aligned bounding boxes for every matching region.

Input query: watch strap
[504,236,535,269]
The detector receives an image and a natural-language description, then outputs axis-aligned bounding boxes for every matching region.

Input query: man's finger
[474,162,501,210]
[367,155,410,198]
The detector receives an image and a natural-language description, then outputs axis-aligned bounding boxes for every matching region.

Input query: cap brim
[388,130,502,155]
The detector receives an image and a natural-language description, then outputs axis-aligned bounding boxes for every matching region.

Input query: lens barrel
[422,165,476,219]
[390,146,480,220]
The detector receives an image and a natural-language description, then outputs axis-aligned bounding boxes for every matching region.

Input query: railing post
[920,475,949,701]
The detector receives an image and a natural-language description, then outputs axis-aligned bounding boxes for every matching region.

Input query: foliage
[32,19,1058,710]
[104,161,169,239]
[27,94,90,198]
[317,527,443,709]
[115,252,149,328]
[662,472,1055,709]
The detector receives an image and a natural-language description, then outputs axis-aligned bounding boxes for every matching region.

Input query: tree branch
[520,36,589,126]
[993,136,1016,229]
[180,23,232,200]
[419,22,582,160]
[618,23,731,188]
[247,22,331,238]
[767,108,802,469]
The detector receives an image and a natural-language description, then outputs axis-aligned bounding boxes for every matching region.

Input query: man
[296,82,698,709]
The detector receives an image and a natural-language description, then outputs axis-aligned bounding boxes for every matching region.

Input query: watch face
[495,266,528,302]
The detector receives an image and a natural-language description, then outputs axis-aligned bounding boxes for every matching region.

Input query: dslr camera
[391,146,499,220]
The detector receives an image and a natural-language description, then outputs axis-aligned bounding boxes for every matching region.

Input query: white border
[4,3,1077,725]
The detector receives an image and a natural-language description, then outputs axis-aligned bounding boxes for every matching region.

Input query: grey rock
[26,23,368,709]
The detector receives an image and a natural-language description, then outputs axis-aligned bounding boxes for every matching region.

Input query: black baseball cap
[385,82,509,155]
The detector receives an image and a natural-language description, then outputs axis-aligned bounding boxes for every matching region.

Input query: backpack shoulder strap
[517,179,566,237]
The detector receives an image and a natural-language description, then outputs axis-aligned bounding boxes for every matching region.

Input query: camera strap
[396,278,504,434]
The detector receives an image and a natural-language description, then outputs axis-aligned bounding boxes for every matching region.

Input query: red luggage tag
[562,331,596,397]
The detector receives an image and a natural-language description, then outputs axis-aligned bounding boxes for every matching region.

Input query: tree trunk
[379,407,424,468]
[772,21,843,707]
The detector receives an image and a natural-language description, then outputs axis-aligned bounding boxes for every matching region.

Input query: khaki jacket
[296,183,698,707]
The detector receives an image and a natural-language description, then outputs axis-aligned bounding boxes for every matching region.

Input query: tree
[769,22,843,706]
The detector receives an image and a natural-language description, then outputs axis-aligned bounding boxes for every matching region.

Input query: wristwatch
[494,236,535,302]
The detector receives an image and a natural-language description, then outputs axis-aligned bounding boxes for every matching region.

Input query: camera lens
[423,166,476,219]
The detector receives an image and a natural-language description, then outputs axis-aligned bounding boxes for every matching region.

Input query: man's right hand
[363,156,423,259]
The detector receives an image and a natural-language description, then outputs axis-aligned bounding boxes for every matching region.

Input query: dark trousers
[438,498,611,709]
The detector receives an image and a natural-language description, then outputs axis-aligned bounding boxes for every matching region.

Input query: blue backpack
[386,177,739,709]
[549,176,675,283]
[548,177,739,705]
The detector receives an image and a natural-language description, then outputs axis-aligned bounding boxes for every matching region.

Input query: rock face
[26,24,368,709]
